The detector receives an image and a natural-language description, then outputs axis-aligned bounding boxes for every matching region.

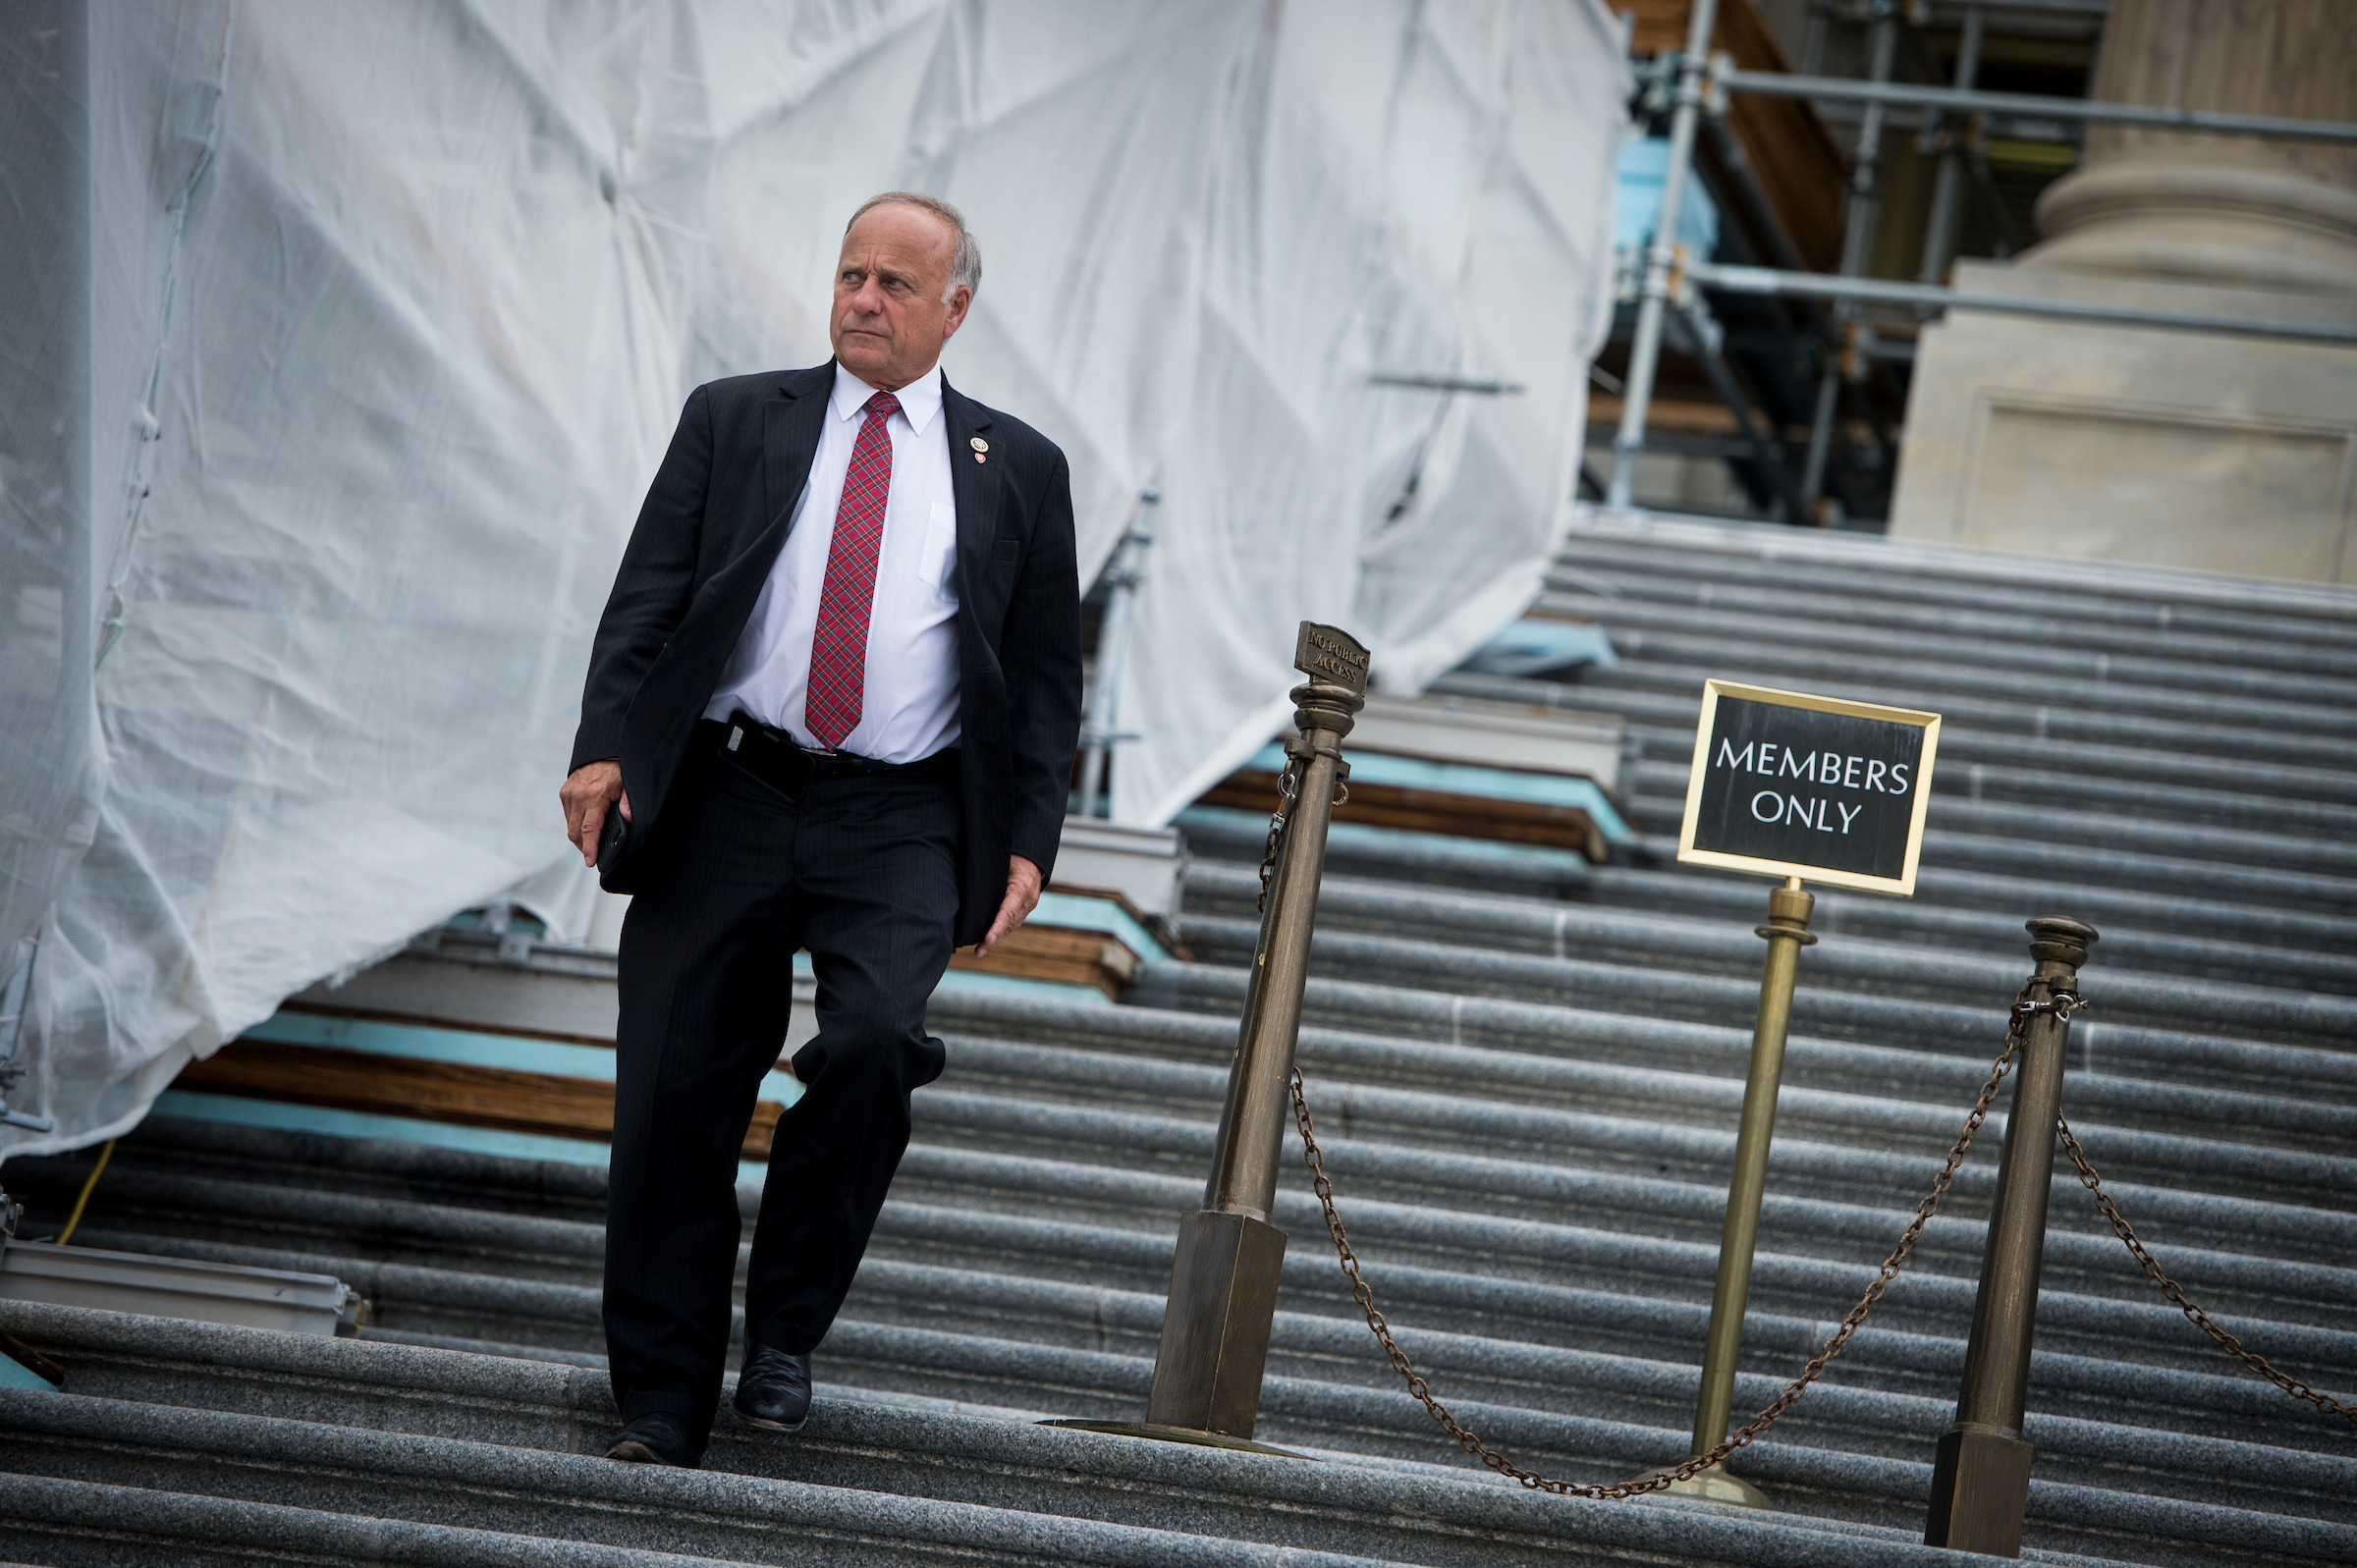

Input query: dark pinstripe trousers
[604,742,959,1436]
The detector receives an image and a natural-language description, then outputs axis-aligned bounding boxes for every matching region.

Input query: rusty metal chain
[1286,985,2052,1497]
[2056,1114,2357,1426]
[1255,756,1302,912]
[1254,751,1346,910]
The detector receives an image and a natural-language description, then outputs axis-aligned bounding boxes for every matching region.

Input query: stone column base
[1888,262,2357,586]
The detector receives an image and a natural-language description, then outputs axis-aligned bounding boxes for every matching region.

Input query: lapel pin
[969,437,989,453]
[974,453,987,463]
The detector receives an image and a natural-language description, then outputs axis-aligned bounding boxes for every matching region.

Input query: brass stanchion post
[1670,876,1817,1507]
[1141,623,1368,1440]
[1926,916,2098,1557]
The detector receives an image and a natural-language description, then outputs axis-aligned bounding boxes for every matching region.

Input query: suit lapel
[942,378,1000,602]
[762,362,835,541]
[679,361,826,673]
[630,361,829,827]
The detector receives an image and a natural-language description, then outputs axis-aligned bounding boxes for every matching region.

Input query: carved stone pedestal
[1891,0,2357,585]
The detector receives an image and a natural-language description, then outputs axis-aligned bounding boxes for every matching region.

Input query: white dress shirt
[705,364,961,762]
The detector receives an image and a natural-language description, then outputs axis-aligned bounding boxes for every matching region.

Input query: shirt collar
[831,362,944,436]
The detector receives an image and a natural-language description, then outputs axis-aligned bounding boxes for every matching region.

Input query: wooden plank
[1589,395,1741,436]
[176,1041,783,1160]
[1588,396,1844,446]
[1623,0,1846,273]
[1200,773,1607,863]
[948,923,1142,1000]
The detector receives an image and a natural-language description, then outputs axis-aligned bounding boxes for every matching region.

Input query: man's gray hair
[848,190,981,302]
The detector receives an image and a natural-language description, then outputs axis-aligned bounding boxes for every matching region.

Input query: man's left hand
[975,855,1043,957]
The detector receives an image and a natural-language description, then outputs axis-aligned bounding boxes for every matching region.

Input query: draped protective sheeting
[0,0,1624,1158]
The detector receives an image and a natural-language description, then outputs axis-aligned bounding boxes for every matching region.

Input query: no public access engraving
[1677,680,1942,895]
[1294,622,1371,697]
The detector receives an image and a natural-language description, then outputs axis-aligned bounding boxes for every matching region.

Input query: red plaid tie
[804,390,901,748]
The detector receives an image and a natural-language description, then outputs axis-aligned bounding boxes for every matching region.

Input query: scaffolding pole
[1917,4,1984,284]
[0,934,53,1134]
[1721,70,2357,145]
[1688,263,2357,347]
[1673,298,1805,523]
[1604,0,1719,513]
[1800,9,1895,521]
[1073,489,1158,821]
[1369,371,1526,395]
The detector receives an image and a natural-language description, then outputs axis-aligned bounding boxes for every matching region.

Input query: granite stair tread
[6,520,2354,1565]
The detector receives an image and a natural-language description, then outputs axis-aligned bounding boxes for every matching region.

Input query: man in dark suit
[557,191,1081,1468]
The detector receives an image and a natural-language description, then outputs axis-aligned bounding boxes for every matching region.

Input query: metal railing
[1688,262,2357,347]
[1723,69,2357,145]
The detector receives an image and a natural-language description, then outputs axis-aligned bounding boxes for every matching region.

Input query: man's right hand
[561,760,630,868]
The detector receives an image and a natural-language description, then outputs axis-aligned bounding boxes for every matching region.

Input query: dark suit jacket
[570,360,1082,947]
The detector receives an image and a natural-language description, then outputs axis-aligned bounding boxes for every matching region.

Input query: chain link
[1289,942,2354,1497]
[1255,756,1302,912]
[2056,1114,2357,1426]
[1287,986,2045,1497]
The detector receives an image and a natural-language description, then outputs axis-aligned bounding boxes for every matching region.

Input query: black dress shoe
[605,1411,702,1468]
[732,1345,813,1432]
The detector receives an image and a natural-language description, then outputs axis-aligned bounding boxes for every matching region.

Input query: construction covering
[0,0,1626,1158]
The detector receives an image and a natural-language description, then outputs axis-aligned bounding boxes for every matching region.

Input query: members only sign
[1678,680,1942,895]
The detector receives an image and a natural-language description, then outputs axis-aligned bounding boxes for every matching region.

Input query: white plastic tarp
[0,0,1625,1159]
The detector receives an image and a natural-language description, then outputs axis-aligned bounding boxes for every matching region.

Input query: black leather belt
[708,712,959,803]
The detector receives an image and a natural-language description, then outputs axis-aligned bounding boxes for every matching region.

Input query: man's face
[830,204,971,391]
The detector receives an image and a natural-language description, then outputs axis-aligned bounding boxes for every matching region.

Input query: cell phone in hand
[596,800,630,882]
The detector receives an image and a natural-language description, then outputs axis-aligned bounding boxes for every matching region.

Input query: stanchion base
[1663,1470,1772,1508]
[1925,1426,2033,1555]
[1143,1209,1288,1435]
[1036,1419,1315,1460]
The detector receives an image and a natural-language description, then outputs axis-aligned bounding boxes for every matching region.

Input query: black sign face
[1678,681,1941,894]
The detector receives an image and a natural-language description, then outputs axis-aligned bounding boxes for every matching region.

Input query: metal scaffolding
[1721,71,2357,145]
[1687,263,2357,348]
[1604,0,1719,512]
[1072,488,1158,820]
[1603,2,2357,524]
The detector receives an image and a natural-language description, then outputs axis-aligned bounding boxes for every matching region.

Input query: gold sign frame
[1676,678,1943,895]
